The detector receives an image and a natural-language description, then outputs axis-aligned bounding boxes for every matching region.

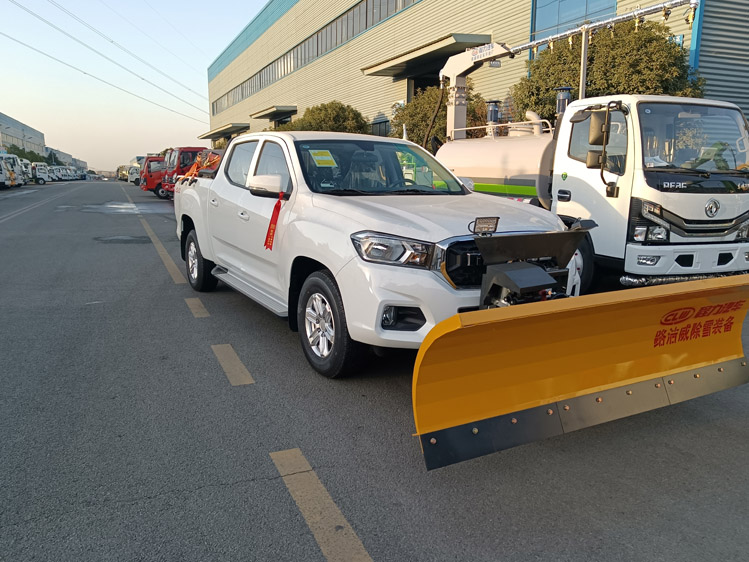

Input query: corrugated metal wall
[698,0,749,115]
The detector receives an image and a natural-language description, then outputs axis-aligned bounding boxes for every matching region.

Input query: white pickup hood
[310,191,563,242]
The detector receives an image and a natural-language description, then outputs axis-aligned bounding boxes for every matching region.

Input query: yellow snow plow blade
[413,275,749,470]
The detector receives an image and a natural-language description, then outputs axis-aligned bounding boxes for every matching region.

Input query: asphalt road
[2,180,749,561]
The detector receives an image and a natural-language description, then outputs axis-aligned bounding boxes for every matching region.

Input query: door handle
[209,198,218,207]
[238,211,249,221]
[557,189,571,202]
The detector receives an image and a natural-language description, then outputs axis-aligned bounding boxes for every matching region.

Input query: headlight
[736,221,749,240]
[647,226,668,241]
[351,232,434,268]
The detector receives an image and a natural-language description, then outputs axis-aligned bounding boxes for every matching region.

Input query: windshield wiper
[714,169,749,176]
[320,188,372,196]
[645,166,711,178]
[387,188,448,194]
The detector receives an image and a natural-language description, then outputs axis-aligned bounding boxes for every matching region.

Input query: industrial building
[0,112,45,155]
[203,0,749,144]
[0,111,88,171]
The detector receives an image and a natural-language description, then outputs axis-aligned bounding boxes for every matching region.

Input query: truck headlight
[736,221,749,241]
[647,226,668,241]
[351,232,434,268]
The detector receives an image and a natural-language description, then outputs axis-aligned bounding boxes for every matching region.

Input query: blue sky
[2,0,267,170]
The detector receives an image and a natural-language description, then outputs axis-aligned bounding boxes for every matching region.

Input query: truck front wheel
[155,184,168,199]
[297,271,364,378]
[185,230,218,292]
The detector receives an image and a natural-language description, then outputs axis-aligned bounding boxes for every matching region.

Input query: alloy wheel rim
[304,292,335,358]
[187,241,198,281]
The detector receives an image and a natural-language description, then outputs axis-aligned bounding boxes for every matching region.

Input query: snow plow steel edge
[413,274,749,470]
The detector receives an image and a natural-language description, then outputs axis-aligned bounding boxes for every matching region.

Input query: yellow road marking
[139,217,186,284]
[120,185,134,203]
[211,344,255,385]
[270,449,372,562]
[185,297,210,318]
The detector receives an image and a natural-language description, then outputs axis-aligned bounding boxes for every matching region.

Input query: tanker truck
[436,92,749,291]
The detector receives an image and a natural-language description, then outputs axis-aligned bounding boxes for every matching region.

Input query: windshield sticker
[309,150,337,167]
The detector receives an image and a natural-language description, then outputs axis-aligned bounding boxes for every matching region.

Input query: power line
[46,0,207,100]
[141,0,207,60]
[96,0,203,74]
[7,0,208,116]
[0,30,208,125]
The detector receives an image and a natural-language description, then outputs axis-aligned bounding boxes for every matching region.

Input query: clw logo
[660,307,696,325]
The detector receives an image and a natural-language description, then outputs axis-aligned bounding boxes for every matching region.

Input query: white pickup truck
[174,132,588,377]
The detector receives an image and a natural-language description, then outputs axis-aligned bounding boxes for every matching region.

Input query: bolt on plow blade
[413,275,749,470]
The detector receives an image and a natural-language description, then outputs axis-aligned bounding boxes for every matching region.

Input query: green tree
[511,21,704,121]
[276,100,369,133]
[389,80,487,148]
[5,144,47,163]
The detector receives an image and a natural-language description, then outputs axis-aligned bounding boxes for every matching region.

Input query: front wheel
[185,230,218,292]
[155,184,169,199]
[36,178,45,185]
[297,271,364,378]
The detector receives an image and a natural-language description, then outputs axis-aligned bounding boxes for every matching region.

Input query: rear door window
[225,141,259,187]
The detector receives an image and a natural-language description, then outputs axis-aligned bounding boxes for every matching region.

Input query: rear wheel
[297,271,364,378]
[185,230,218,292]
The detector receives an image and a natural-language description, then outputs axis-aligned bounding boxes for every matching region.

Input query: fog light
[647,226,668,241]
[637,255,661,266]
[381,306,426,331]
[745,252,749,261]
[382,306,397,327]
[634,226,647,242]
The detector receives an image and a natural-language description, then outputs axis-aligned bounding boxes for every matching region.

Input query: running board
[211,267,288,317]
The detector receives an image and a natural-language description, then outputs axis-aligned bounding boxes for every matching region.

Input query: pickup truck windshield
[639,102,749,173]
[294,140,465,195]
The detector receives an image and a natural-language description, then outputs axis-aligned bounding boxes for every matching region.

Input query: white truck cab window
[226,141,258,187]
[254,142,292,191]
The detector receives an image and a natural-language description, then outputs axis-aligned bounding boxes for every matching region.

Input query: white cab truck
[31,162,50,184]
[175,131,590,377]
[0,154,24,187]
[437,95,749,289]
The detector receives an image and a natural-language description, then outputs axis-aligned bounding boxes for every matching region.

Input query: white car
[175,132,580,377]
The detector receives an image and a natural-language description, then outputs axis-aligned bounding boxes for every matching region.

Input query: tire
[185,230,218,292]
[155,184,169,199]
[578,235,595,295]
[134,178,140,187]
[36,178,45,185]
[297,271,365,378]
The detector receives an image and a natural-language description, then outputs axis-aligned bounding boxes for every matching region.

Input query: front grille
[444,240,483,287]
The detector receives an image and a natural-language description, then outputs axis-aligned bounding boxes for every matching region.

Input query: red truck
[140,156,167,198]
[163,146,204,197]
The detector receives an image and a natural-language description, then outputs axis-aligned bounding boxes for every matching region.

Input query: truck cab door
[206,140,260,271]
[552,108,634,261]
[235,139,295,300]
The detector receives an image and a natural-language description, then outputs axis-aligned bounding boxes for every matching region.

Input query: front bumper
[335,259,480,349]
[624,242,749,276]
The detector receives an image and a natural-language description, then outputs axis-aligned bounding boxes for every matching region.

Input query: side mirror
[248,174,284,197]
[586,150,603,169]
[458,176,475,191]
[588,112,607,146]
